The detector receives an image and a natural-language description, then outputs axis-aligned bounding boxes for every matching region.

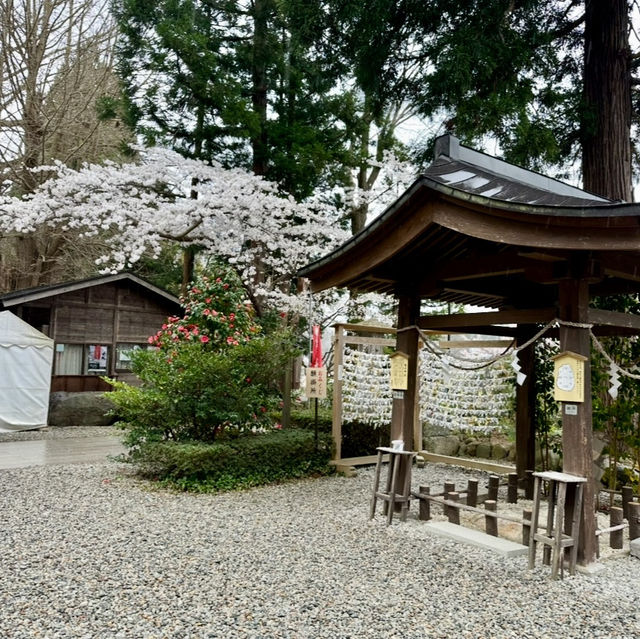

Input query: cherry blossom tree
[0,147,347,315]
[343,148,417,227]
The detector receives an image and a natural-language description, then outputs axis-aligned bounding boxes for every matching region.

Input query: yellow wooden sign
[552,351,587,403]
[306,366,327,399]
[389,352,409,390]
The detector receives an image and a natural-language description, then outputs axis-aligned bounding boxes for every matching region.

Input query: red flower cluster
[147,273,259,354]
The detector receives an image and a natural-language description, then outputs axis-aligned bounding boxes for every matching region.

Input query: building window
[87,345,109,374]
[54,344,112,375]
[115,344,148,372]
[55,344,84,375]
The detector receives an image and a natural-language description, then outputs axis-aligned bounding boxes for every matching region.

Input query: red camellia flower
[200,335,210,343]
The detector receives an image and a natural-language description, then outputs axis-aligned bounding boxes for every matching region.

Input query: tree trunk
[251,0,270,177]
[181,106,206,293]
[582,0,632,201]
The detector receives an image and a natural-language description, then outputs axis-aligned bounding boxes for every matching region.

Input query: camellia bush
[108,271,297,450]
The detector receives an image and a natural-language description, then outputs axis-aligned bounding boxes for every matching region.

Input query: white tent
[0,311,54,432]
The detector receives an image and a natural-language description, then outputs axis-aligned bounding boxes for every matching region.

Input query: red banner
[311,325,322,368]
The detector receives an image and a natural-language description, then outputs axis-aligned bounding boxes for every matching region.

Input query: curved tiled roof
[300,135,640,309]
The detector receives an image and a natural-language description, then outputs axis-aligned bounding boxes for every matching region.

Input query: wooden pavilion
[299,134,640,566]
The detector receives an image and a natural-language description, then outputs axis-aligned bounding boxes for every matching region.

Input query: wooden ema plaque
[389,351,409,390]
[552,350,587,403]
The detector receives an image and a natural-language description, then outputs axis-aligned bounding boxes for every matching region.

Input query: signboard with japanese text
[306,366,327,399]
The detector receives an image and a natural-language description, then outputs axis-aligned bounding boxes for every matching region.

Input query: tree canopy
[414,0,635,201]
[0,147,346,314]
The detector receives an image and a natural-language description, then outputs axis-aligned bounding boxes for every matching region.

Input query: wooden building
[0,273,181,392]
[300,134,640,566]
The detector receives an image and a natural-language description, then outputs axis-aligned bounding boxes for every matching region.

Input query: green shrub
[289,408,391,457]
[126,429,333,491]
[108,331,297,446]
[290,408,332,432]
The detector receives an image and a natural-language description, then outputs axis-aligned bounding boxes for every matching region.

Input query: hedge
[127,429,334,492]
[289,409,391,458]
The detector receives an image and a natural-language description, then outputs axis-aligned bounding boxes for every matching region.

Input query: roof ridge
[433,134,612,203]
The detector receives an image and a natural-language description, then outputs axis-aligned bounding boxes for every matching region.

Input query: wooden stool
[527,470,586,579]
[370,447,416,525]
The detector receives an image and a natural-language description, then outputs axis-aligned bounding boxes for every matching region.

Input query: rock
[427,435,460,456]
[48,392,115,426]
[631,538,640,559]
[476,442,492,459]
[507,443,516,462]
[491,444,508,460]
[465,441,478,456]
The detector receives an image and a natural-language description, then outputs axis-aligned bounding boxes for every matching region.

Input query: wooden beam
[433,250,525,282]
[418,308,556,330]
[433,250,569,285]
[438,339,514,349]
[599,251,640,282]
[587,308,640,331]
[441,326,521,338]
[417,269,554,301]
[442,287,506,302]
[419,452,514,475]
[333,323,396,335]
[590,278,640,298]
[434,198,640,250]
[344,336,396,347]
[516,250,569,262]
[591,325,640,337]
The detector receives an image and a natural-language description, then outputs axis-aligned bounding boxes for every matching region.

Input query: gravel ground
[1,451,639,639]
[0,425,119,443]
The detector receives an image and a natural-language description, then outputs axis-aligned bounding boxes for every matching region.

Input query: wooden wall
[11,280,180,390]
[51,282,173,344]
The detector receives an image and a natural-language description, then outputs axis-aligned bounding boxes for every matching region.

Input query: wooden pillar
[515,333,536,482]
[331,325,345,460]
[391,294,420,449]
[558,276,597,566]
[281,359,292,429]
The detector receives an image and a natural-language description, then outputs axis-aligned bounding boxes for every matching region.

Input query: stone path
[0,435,125,469]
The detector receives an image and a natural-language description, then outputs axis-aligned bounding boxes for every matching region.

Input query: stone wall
[423,433,562,470]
